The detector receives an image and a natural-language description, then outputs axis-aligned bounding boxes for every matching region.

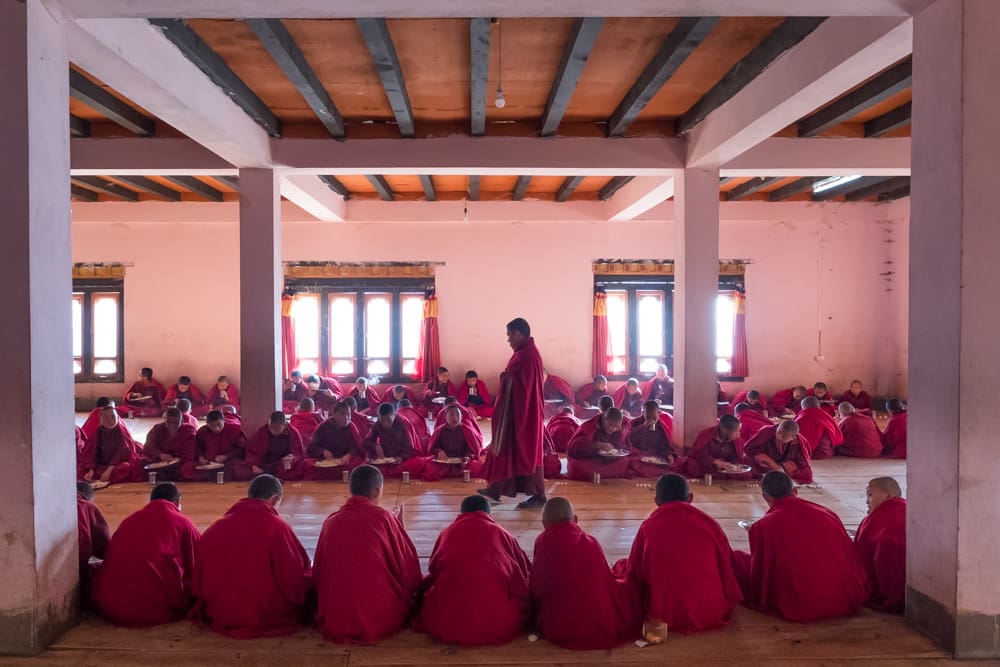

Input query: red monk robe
[432,402,481,434]
[543,373,574,404]
[545,411,580,454]
[613,384,646,418]
[881,412,907,458]
[422,378,457,415]
[736,409,773,442]
[91,499,200,626]
[733,495,869,622]
[626,413,677,478]
[855,496,906,613]
[143,422,198,481]
[458,379,493,418]
[618,502,742,634]
[350,410,372,439]
[191,498,312,638]
[837,413,884,458]
[118,379,166,417]
[768,387,800,415]
[241,424,305,481]
[414,511,531,645]
[362,417,428,479]
[678,425,746,479]
[422,418,485,482]
[348,386,381,415]
[380,385,419,410]
[794,407,844,459]
[304,419,364,481]
[531,520,640,649]
[575,382,610,409]
[79,421,144,483]
[289,410,323,445]
[840,389,872,412]
[163,383,206,411]
[397,405,431,453]
[195,421,246,482]
[77,491,110,570]
[205,381,241,413]
[310,376,343,412]
[313,495,423,643]
[727,390,770,416]
[282,378,309,413]
[542,430,563,479]
[642,376,674,404]
[743,425,813,484]
[81,406,133,443]
[75,427,88,478]
[566,414,630,481]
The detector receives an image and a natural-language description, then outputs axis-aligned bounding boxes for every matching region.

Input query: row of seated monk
[77,468,906,647]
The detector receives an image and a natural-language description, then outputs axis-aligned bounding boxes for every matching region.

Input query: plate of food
[434,457,466,465]
[431,396,448,404]
[544,398,565,404]
[598,449,629,458]
[584,406,602,411]
[639,456,671,466]
[657,404,674,411]
[195,462,225,471]
[737,519,757,530]
[313,459,342,468]
[145,458,181,470]
[88,480,109,491]
[718,463,753,475]
[371,457,402,465]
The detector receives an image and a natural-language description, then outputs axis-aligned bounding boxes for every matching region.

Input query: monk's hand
[392,503,405,526]
[782,461,798,474]
[252,465,263,475]
[99,468,113,483]
[160,453,174,462]
[436,450,448,461]
[323,450,334,460]
[214,455,227,464]
[198,457,208,465]
[374,445,385,460]
[712,458,728,471]
[84,470,94,481]
[598,442,615,453]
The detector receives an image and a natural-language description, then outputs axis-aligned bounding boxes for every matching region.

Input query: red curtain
[730,290,749,377]
[281,292,297,379]
[592,291,610,377]
[416,292,441,382]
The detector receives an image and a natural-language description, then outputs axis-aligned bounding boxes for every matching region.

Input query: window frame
[73,278,125,383]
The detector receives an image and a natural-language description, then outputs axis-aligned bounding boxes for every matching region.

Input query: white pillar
[908,0,1000,657]
[239,168,282,429]
[672,167,720,446]
[0,0,77,655]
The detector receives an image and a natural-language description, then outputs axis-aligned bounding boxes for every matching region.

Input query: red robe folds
[531,521,640,649]
[737,409,773,442]
[733,495,869,622]
[282,379,309,413]
[195,422,246,481]
[619,502,742,634]
[414,511,531,645]
[91,500,200,626]
[543,374,574,403]
[205,383,241,413]
[837,413,884,458]
[242,425,305,481]
[143,423,198,481]
[768,387,800,415]
[566,414,630,481]
[423,379,457,416]
[726,390,770,416]
[118,379,166,417]
[362,418,428,479]
[433,403,481,434]
[642,377,674,404]
[626,414,677,478]
[575,383,610,408]
[794,407,844,459]
[457,380,493,418]
[422,419,485,482]
[348,386,381,414]
[544,412,580,454]
[304,420,364,481]
[743,425,813,484]
[289,411,323,445]
[855,497,906,613]
[881,413,907,458]
[81,407,134,443]
[678,425,746,479]
[613,385,645,418]
[313,495,423,643]
[350,410,372,439]
[162,383,206,410]
[839,390,872,412]
[310,377,343,412]
[79,423,143,483]
[77,493,110,569]
[191,498,312,638]
[397,405,431,453]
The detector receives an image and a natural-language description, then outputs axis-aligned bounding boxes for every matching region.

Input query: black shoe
[516,495,546,510]
[476,488,501,504]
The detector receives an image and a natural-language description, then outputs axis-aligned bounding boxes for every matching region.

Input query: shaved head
[460,495,492,515]
[655,473,691,505]
[792,385,808,399]
[719,414,740,435]
[838,402,856,417]
[598,395,615,412]
[776,420,800,441]
[733,402,751,415]
[869,476,902,497]
[886,397,905,415]
[801,396,820,410]
[761,471,794,501]
[298,397,315,412]
[542,497,574,528]
[350,464,384,499]
[747,390,760,401]
[248,474,283,501]
[77,480,95,500]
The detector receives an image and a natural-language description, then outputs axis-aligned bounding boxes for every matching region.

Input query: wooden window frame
[73,278,125,383]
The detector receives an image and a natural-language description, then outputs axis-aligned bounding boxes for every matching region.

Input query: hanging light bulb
[494,18,506,109]
[495,83,506,109]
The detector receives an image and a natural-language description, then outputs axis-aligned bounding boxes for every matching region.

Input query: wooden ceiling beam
[865,101,911,137]
[357,18,415,138]
[161,175,223,201]
[366,174,394,201]
[69,69,155,136]
[845,175,910,201]
[555,176,585,202]
[512,175,532,201]
[215,175,239,189]
[70,114,91,138]
[469,17,490,137]
[318,175,351,199]
[768,177,820,201]
[540,17,604,137]
[725,176,782,201]
[799,59,911,137]
[71,175,139,201]
[598,176,634,201]
[114,175,181,200]
[812,175,895,201]
[468,175,480,201]
[71,184,98,201]
[282,175,347,221]
[879,184,910,201]
[418,175,436,201]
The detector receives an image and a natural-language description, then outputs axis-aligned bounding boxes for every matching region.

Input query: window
[73,280,124,382]
[715,292,737,375]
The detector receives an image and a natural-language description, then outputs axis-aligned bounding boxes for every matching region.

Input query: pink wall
[71,200,909,402]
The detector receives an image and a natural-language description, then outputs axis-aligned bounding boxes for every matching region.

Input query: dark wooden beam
[608,17,719,137]
[356,18,415,138]
[555,176,585,202]
[162,175,224,202]
[718,176,735,185]
[725,177,782,201]
[879,184,910,201]
[114,176,181,201]
[70,114,91,138]
[71,184,98,202]
[768,177,820,202]
[246,19,345,139]
[865,101,911,137]
[419,175,436,201]
[468,175,480,201]
[149,19,281,136]
[366,175,394,201]
[541,17,604,137]
[69,69,155,136]
[71,176,139,201]
[846,176,910,201]
[512,175,532,201]
[318,175,351,199]
[812,176,895,201]
[678,18,826,134]
[214,175,239,190]
[799,59,911,137]
[597,176,634,201]
[469,17,491,137]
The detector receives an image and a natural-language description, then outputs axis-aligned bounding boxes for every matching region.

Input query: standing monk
[479,318,547,510]
[855,477,906,613]
[119,367,165,418]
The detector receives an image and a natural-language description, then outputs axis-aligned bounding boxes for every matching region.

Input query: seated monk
[794,396,844,459]
[77,481,110,597]
[545,406,580,454]
[566,407,630,481]
[343,396,372,439]
[396,399,431,453]
[313,465,422,643]
[543,430,563,480]
[304,402,364,481]
[769,385,807,415]
[433,396,481,435]
[614,378,645,418]
[855,477,906,613]
[423,366,456,416]
[205,376,241,413]
[241,412,305,481]
[840,379,872,412]
[744,422,813,484]
[727,389,769,416]
[677,415,746,480]
[362,403,427,480]
[191,475,312,637]
[809,382,838,416]
[881,398,907,459]
[221,404,241,425]
[734,402,772,442]
[348,377,380,415]
[423,405,486,482]
[531,498,640,649]
[282,370,308,413]
[81,396,129,442]
[163,375,206,414]
[732,472,869,622]
[542,370,575,411]
[627,401,678,478]
[91,483,200,626]
[575,374,610,410]
[458,371,493,418]
[118,367,166,418]
[176,398,199,429]
[615,474,742,634]
[289,397,323,444]
[79,407,143,484]
[380,384,416,411]
[142,408,198,481]
[306,374,342,413]
[642,364,674,405]
[195,410,246,482]
[836,403,883,458]
[414,495,531,645]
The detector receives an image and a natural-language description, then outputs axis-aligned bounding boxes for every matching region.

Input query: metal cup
[148,472,157,484]
[342,469,350,484]
[703,473,713,486]
[216,471,225,484]
[402,471,410,484]
[128,411,136,420]
[283,458,292,471]
[463,469,471,483]
[593,472,601,485]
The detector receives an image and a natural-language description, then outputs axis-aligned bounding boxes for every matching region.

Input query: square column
[673,168,721,447]
[239,168,282,429]
[0,0,77,655]
[908,0,1000,657]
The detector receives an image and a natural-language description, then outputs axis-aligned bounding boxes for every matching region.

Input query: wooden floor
[6,418,979,665]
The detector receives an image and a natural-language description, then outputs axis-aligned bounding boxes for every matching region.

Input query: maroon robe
[736,409,773,442]
[545,412,580,454]
[626,413,677,478]
[77,493,110,570]
[362,418,428,479]
[81,407,134,443]
[304,420,364,481]
[118,379,166,417]
[242,424,305,481]
[794,406,844,459]
[397,406,430,453]
[678,425,746,479]
[743,425,813,484]
[612,385,645,417]
[205,382,241,412]
[839,389,872,412]
[457,380,493,418]
[855,497,906,613]
[768,387,800,415]
[642,376,674,404]
[726,390,770,416]
[310,377,343,412]
[143,422,198,481]
[566,415,630,481]
[837,413,884,458]
[79,423,143,483]
[432,402,481,434]
[350,410,372,439]
[195,422,246,482]
[422,379,457,416]
[543,374,574,403]
[575,383,610,408]
[348,386,381,414]
[289,411,323,445]
[162,383,206,410]
[881,413,907,458]
[281,379,309,413]
[542,430,563,480]
[422,420,485,481]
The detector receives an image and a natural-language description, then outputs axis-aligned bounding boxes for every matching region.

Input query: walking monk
[836,403,883,458]
[479,318,548,509]
[855,477,906,613]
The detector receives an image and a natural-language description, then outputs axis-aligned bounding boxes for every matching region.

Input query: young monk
[305,402,364,481]
[811,382,835,403]
[614,378,645,418]
[362,403,427,480]
[458,370,493,418]
[836,403,883,458]
[855,477,906,613]
[242,411,305,481]
[616,474,742,634]
[531,497,640,649]
[343,397,372,439]
[744,422,813,484]
[733,402,773,442]
[566,407,630,481]
[677,415,746,480]
[79,407,143,484]
[306,374,342,413]
[142,408,198,481]
[348,377,380,414]
[545,406,580,454]
[313,465,422,643]
[732,471,869,622]
[414,495,531,646]
[162,375,206,413]
[76,481,110,595]
[794,396,844,459]
[91,483,200,626]
[627,401,677,478]
[282,370,308,413]
[176,398,199,429]
[289,397,323,444]
[840,379,872,412]
[195,410,246,482]
[542,371,575,404]
[422,405,485,482]
[433,396,481,434]
[191,474,312,638]
[221,404,241,425]
[643,364,674,405]
[423,366,456,415]
[769,386,808,415]
[576,375,610,410]
[396,399,431,453]
[881,398,907,458]
[727,389,769,416]
[80,396,127,442]
[119,367,166,417]
[205,376,241,413]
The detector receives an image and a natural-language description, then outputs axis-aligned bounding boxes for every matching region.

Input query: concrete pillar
[672,168,720,446]
[239,168,282,429]
[908,0,1000,658]
[0,0,77,655]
